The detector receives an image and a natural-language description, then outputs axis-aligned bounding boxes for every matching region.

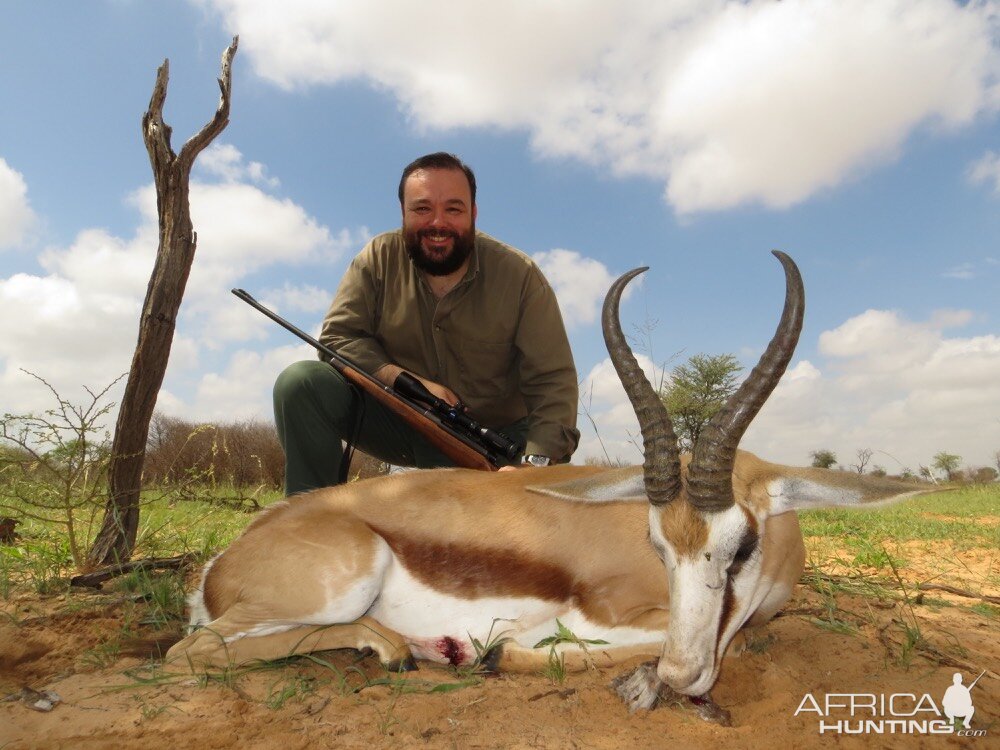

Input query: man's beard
[404,225,475,277]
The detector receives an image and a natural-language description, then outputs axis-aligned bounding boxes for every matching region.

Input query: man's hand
[375,364,461,406]
[418,378,461,407]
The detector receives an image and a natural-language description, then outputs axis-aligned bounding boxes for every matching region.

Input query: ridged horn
[602,267,681,506]
[686,251,805,512]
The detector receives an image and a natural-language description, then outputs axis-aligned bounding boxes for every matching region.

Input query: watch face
[525,454,551,467]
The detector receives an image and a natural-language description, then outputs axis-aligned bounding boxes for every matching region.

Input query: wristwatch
[522,454,552,467]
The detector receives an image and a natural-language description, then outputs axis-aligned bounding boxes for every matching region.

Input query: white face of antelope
[647,500,765,696]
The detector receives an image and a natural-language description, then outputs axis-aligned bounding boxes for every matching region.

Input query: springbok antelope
[167,251,925,712]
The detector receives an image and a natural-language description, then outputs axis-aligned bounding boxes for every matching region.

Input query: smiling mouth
[420,231,456,253]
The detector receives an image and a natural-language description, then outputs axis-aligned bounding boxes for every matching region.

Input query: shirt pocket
[454,336,514,399]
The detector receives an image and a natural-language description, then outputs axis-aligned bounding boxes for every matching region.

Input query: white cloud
[0,158,36,249]
[577,353,664,465]
[533,249,625,328]
[197,143,280,188]
[168,343,313,423]
[656,0,998,211]
[745,310,1000,473]
[574,308,1000,474]
[122,180,360,348]
[259,282,335,315]
[198,0,1000,213]
[928,309,975,329]
[0,270,134,417]
[943,262,975,280]
[968,149,1000,194]
[0,158,350,420]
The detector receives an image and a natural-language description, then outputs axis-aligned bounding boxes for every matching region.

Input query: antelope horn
[602,267,681,506]
[686,251,805,512]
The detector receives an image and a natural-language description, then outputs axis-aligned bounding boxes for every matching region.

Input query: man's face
[401,168,477,277]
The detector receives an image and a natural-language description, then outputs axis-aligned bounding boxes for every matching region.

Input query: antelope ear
[766,470,932,516]
[529,466,647,503]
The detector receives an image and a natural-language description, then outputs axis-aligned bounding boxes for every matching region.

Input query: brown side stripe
[371,525,575,602]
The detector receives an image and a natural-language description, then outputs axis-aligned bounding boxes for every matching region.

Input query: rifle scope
[393,371,522,460]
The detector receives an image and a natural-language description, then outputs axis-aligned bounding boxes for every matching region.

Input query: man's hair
[398,152,477,206]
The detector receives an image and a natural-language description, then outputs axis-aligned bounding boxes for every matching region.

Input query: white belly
[367,554,661,665]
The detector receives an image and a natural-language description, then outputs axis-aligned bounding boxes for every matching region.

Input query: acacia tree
[932,451,962,482]
[810,449,837,469]
[660,353,742,451]
[87,38,239,567]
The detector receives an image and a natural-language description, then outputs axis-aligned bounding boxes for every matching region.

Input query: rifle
[232,289,522,471]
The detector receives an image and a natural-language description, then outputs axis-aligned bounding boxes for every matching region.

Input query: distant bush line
[143,413,388,491]
[144,413,285,490]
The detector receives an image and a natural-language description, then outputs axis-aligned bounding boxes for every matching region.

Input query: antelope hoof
[689,694,732,727]
[609,660,661,713]
[478,642,504,673]
[383,654,418,673]
[725,630,748,657]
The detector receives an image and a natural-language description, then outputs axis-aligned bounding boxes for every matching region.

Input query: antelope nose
[657,654,704,694]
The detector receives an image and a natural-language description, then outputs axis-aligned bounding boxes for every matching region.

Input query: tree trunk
[87,38,239,567]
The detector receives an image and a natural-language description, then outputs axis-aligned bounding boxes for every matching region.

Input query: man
[273,152,580,495]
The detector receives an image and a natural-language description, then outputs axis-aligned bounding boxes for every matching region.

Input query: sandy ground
[1,540,997,749]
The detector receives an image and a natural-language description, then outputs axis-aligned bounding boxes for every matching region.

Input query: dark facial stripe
[727,526,760,576]
[371,525,574,601]
[716,577,736,646]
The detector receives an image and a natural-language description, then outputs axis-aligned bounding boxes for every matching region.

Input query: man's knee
[274,360,348,406]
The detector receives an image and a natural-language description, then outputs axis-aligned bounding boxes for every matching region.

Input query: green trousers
[273,360,526,496]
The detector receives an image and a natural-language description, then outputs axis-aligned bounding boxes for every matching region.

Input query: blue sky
[1,0,998,475]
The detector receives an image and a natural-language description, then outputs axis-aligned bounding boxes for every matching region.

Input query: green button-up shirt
[319,229,580,460]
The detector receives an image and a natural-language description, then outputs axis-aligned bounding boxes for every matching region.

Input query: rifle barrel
[231,288,510,468]
[233,289,366,378]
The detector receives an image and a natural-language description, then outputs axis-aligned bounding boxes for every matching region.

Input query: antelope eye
[733,540,756,564]
[727,531,759,575]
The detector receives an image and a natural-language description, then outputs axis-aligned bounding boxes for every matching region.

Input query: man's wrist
[374,363,403,386]
[522,454,552,467]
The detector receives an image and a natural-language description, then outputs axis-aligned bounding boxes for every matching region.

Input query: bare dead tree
[850,447,873,475]
[87,38,239,567]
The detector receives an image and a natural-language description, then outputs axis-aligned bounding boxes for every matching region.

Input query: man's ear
[472,204,478,222]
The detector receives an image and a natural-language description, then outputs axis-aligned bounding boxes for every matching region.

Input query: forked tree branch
[179,36,238,172]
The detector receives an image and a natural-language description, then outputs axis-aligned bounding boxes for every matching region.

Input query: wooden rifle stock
[232,289,499,471]
[335,367,496,470]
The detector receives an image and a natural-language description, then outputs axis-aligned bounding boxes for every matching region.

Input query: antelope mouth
[657,655,718,697]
